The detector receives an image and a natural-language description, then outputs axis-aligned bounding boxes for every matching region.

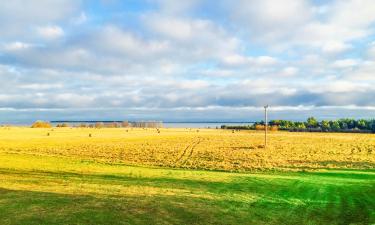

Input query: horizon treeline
[31,121,163,128]
[222,117,375,133]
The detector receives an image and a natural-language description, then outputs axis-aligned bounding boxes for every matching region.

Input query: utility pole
[264,105,269,148]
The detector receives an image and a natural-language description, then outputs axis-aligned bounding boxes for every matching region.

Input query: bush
[31,121,52,128]
[255,125,278,131]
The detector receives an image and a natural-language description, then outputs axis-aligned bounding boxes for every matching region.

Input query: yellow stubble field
[0,127,374,171]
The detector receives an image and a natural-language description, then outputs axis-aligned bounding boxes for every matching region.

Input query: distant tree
[31,121,52,128]
[306,117,318,128]
[346,119,356,129]
[357,119,367,130]
[95,122,104,128]
[321,120,330,131]
[224,117,375,133]
[255,124,265,130]
[122,121,129,127]
[269,120,280,126]
[365,120,373,130]
[338,119,348,130]
[270,125,278,131]
[56,123,69,128]
[284,120,294,129]
[79,123,87,128]
[295,122,306,129]
[106,122,120,128]
[330,121,340,131]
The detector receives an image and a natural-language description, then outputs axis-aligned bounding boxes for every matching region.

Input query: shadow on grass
[287,160,375,169]
[316,160,375,168]
[300,170,375,180]
[0,168,374,225]
[0,187,222,225]
[0,185,373,225]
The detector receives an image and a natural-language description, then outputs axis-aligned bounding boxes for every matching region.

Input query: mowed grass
[0,128,374,224]
[0,153,374,225]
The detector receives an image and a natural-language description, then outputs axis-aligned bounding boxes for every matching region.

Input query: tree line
[222,117,375,133]
[31,121,163,128]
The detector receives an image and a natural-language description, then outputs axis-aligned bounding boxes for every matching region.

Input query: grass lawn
[0,152,374,225]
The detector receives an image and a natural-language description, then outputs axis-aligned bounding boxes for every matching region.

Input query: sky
[1,0,375,123]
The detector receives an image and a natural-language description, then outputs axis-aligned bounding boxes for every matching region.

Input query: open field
[0,128,374,224]
[0,127,374,171]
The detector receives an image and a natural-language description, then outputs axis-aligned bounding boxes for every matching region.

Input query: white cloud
[0,0,81,38]
[221,54,248,66]
[145,17,195,41]
[255,56,278,66]
[332,59,360,68]
[224,0,375,55]
[201,69,234,77]
[72,11,87,25]
[36,25,64,39]
[344,61,375,82]
[221,54,278,67]
[330,0,375,28]
[3,42,31,51]
[367,42,375,59]
[281,67,299,76]
[178,80,209,90]
[225,0,312,42]
[321,41,352,54]
[143,15,241,61]
[94,25,170,57]
[18,83,64,90]
[311,80,371,93]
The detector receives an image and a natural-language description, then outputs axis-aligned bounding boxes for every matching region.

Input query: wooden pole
[264,105,268,148]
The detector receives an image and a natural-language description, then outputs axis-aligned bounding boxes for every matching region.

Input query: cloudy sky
[1,0,375,123]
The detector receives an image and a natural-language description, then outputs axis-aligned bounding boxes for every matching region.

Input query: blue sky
[1,0,375,123]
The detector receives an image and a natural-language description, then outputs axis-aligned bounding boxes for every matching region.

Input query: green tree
[330,121,340,131]
[306,117,318,128]
[357,119,366,130]
[321,120,330,131]
[295,122,306,129]
[346,119,356,129]
[338,119,348,130]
